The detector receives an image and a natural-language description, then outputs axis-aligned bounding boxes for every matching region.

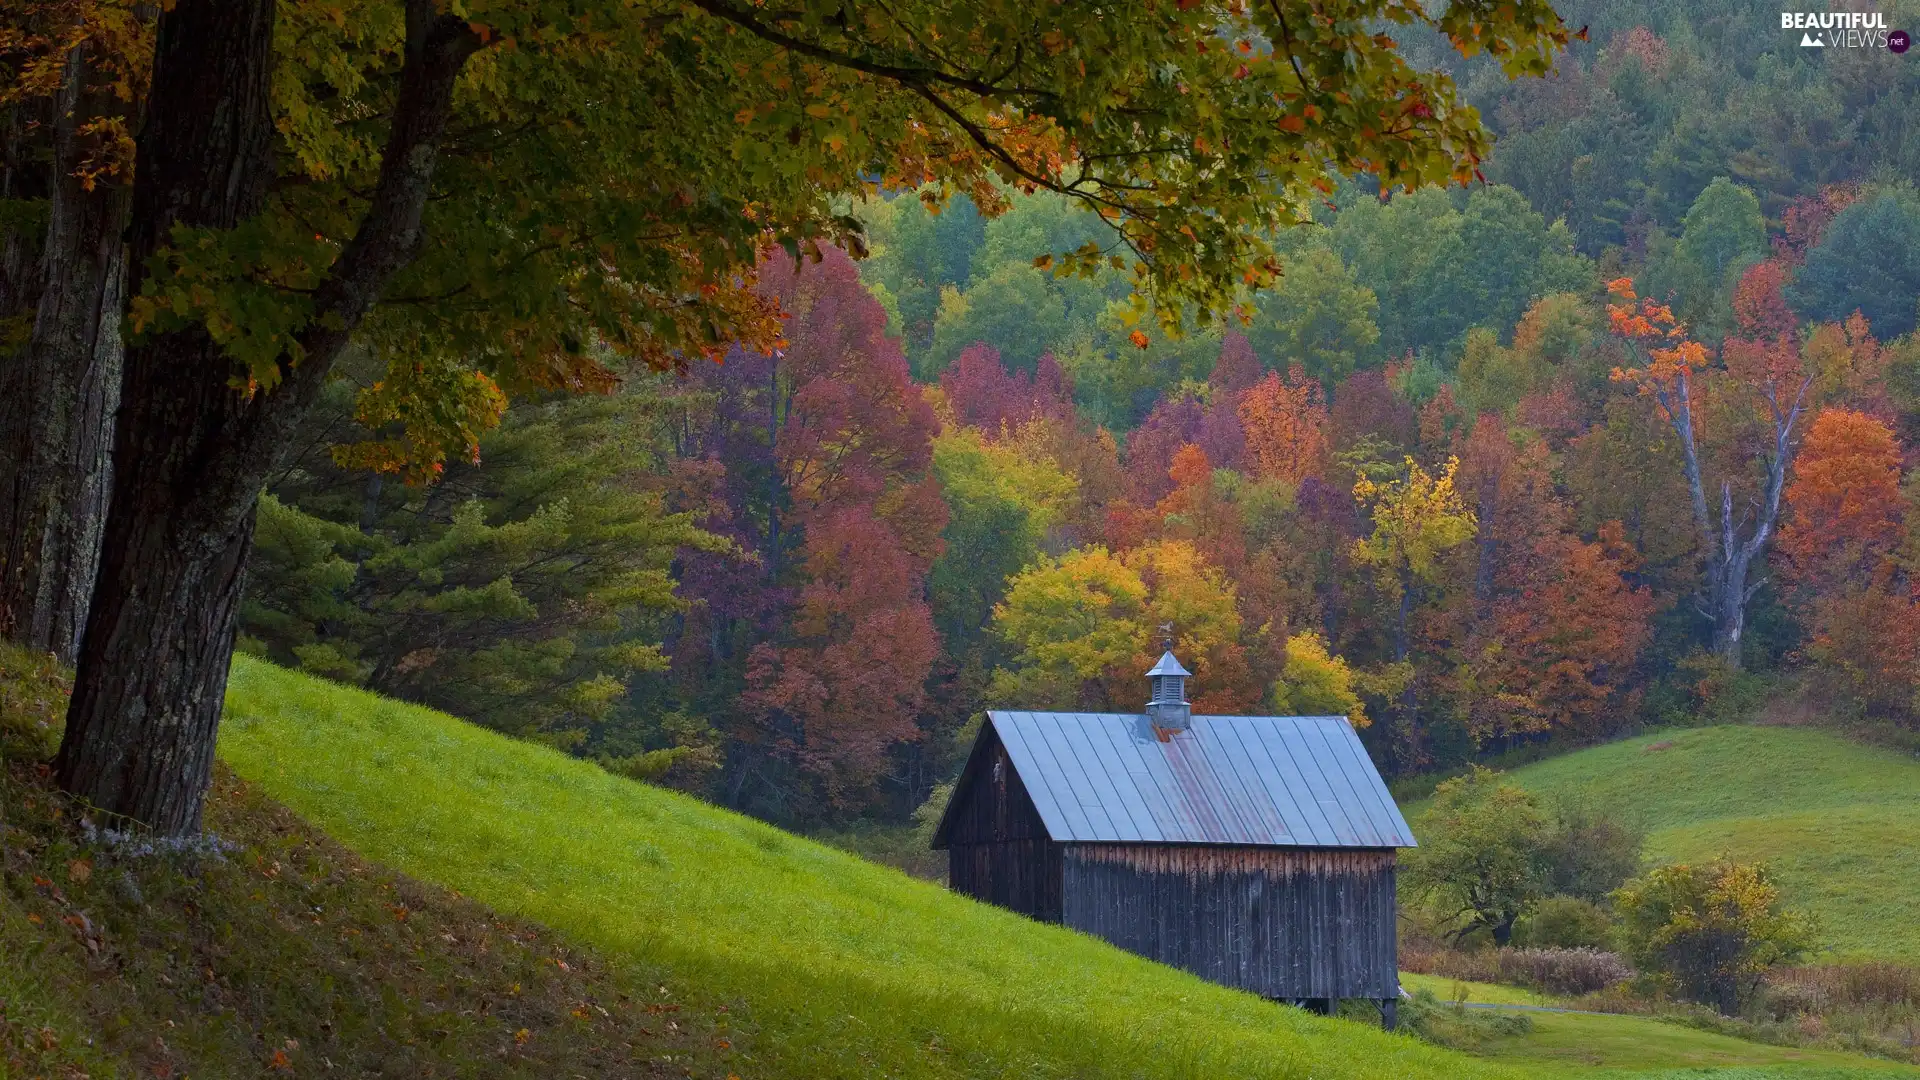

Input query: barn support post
[1378,998,1397,1031]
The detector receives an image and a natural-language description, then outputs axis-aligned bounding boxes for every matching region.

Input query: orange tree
[1239,364,1331,486]
[1777,408,1918,717]
[18,0,1574,833]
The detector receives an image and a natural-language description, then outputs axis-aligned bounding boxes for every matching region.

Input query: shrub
[1495,947,1634,996]
[1515,895,1616,950]
[1759,978,1831,1020]
[1398,940,1633,998]
[1614,860,1817,1014]
[1771,961,1920,1007]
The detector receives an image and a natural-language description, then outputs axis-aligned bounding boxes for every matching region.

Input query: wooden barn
[931,652,1416,1026]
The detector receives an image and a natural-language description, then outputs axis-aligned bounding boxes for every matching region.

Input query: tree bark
[0,42,131,662]
[53,0,279,833]
[55,0,480,834]
[0,99,53,330]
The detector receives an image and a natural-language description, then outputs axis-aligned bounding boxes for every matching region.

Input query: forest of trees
[242,10,1920,829]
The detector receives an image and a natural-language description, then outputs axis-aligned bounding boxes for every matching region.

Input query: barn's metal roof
[952,711,1415,849]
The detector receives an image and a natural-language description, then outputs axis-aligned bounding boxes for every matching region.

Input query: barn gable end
[935,723,1062,922]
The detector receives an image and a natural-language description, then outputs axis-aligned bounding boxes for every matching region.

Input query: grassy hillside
[1424,726,1920,961]
[214,657,1501,1080]
[0,650,750,1078]
[6,653,1914,1078]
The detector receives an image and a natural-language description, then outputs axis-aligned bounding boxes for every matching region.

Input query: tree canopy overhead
[3,0,1580,834]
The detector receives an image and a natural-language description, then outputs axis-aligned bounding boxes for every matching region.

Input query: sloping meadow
[218,657,1505,1080]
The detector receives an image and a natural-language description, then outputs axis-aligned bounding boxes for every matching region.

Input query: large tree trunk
[54,0,279,833]
[0,43,131,662]
[55,0,479,833]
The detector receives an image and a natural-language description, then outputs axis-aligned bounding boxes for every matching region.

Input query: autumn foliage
[245,179,1920,828]
[1240,366,1331,486]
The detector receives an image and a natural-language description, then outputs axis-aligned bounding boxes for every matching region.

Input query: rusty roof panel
[984,711,1415,849]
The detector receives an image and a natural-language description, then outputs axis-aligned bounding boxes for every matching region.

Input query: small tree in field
[1613,860,1815,1015]
[1405,766,1551,946]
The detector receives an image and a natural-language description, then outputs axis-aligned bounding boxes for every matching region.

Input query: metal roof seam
[1199,718,1266,844]
[1215,717,1292,843]
[1302,717,1378,846]
[1081,713,1163,842]
[1239,716,1315,845]
[1326,717,1416,846]
[1065,713,1148,840]
[1300,718,1370,846]
[992,713,1080,841]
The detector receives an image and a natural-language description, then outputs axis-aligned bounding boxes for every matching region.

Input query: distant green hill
[1412,726,1920,961]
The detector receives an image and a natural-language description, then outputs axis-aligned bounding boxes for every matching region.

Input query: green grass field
[1416,726,1920,961]
[212,660,1920,1079]
[1394,974,1916,1075]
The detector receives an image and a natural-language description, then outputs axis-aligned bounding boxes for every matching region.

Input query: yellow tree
[1269,631,1368,727]
[1352,456,1476,766]
[1614,861,1815,1014]
[988,546,1147,710]
[989,539,1246,711]
[1124,539,1251,712]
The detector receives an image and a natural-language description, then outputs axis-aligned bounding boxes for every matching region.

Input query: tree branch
[687,0,1053,102]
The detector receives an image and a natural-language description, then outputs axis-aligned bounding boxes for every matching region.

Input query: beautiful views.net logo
[1780,10,1907,50]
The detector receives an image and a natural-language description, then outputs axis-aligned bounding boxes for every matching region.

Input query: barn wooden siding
[943,728,1063,922]
[1061,845,1398,1000]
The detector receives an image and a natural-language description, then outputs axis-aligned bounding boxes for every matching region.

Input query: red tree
[1455,416,1653,741]
[939,343,1075,434]
[1195,332,1259,471]
[1775,183,1860,264]
[1124,394,1206,505]
[1331,367,1419,457]
[711,248,949,809]
[745,501,943,804]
